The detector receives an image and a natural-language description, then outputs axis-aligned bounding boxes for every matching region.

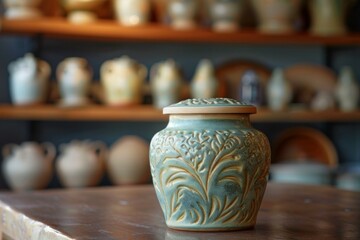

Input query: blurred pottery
[336,164,360,192]
[252,0,302,33]
[107,136,150,185]
[62,0,106,24]
[2,142,55,191]
[150,98,271,231]
[114,0,151,26]
[309,0,349,36]
[271,162,333,185]
[336,66,359,112]
[311,90,335,111]
[8,53,51,105]
[100,56,147,105]
[56,140,106,188]
[191,59,218,99]
[267,68,292,111]
[3,0,42,19]
[168,0,200,29]
[239,69,263,106]
[151,59,183,109]
[57,57,92,107]
[209,0,242,32]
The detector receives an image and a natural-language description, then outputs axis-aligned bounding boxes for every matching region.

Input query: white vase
[114,0,151,26]
[56,140,106,188]
[100,56,147,105]
[2,142,55,191]
[336,66,359,112]
[168,0,200,29]
[8,53,51,105]
[267,68,292,111]
[191,59,218,99]
[309,0,348,36]
[252,0,302,33]
[57,58,92,107]
[107,136,150,185]
[150,59,183,109]
[311,90,335,111]
[4,0,42,19]
[209,0,242,32]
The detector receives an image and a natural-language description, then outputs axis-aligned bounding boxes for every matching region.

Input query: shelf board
[1,18,360,45]
[0,105,359,122]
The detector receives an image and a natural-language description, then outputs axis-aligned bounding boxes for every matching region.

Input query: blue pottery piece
[150,98,271,231]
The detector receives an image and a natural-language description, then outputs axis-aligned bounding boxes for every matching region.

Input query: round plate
[273,127,338,167]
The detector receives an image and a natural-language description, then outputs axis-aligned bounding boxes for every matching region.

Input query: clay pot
[2,142,55,191]
[3,0,42,19]
[114,0,151,26]
[62,0,106,24]
[150,98,271,231]
[107,136,151,185]
[191,59,218,99]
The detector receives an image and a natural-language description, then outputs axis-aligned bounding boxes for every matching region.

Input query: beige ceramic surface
[273,127,338,167]
[107,136,151,185]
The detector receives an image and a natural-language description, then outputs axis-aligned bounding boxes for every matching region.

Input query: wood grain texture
[1,105,360,122]
[1,18,360,45]
[0,184,359,240]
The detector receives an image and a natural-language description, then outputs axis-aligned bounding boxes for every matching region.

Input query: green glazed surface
[150,110,271,231]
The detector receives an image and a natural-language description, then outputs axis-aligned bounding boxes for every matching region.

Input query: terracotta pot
[150,98,271,231]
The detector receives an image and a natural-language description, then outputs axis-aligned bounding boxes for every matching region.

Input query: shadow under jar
[150,98,271,231]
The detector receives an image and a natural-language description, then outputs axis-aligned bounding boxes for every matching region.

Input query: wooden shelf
[1,18,360,45]
[0,105,359,122]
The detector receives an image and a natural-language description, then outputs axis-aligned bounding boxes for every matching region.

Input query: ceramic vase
[2,142,55,191]
[107,136,151,185]
[56,140,106,188]
[309,0,348,36]
[238,70,263,106]
[168,0,200,29]
[151,59,183,109]
[191,59,218,99]
[311,90,335,111]
[150,98,271,231]
[8,53,51,105]
[100,56,147,105]
[62,0,106,24]
[209,0,243,32]
[3,0,42,19]
[252,0,302,33]
[57,58,92,107]
[336,66,359,112]
[267,68,292,111]
[114,0,151,26]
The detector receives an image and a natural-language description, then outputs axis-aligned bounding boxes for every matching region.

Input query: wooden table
[0,183,359,240]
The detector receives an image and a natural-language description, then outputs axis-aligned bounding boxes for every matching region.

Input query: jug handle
[56,60,66,81]
[42,142,56,162]
[2,144,18,159]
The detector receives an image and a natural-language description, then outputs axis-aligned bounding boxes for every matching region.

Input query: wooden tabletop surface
[0,183,359,240]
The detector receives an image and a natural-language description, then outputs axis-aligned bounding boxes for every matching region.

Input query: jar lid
[163,98,257,114]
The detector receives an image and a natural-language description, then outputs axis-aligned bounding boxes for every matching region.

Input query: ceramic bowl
[62,0,106,23]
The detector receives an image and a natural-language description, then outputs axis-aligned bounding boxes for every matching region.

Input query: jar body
[150,114,270,231]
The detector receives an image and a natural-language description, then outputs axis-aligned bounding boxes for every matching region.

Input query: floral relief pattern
[172,98,249,107]
[150,128,270,228]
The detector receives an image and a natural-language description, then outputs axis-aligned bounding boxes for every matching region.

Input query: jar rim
[163,98,257,115]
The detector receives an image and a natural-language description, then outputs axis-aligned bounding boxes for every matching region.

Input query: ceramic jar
[62,0,106,24]
[252,0,302,33]
[114,0,151,26]
[107,136,151,185]
[8,53,51,105]
[151,59,183,109]
[100,56,147,105]
[56,140,106,188]
[209,0,242,32]
[267,68,292,111]
[3,0,42,19]
[150,98,271,231]
[2,142,55,191]
[57,58,92,107]
[168,0,200,29]
[191,59,218,99]
[336,66,359,112]
[309,0,349,36]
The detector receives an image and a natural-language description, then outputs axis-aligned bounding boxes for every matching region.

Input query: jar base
[167,224,255,232]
